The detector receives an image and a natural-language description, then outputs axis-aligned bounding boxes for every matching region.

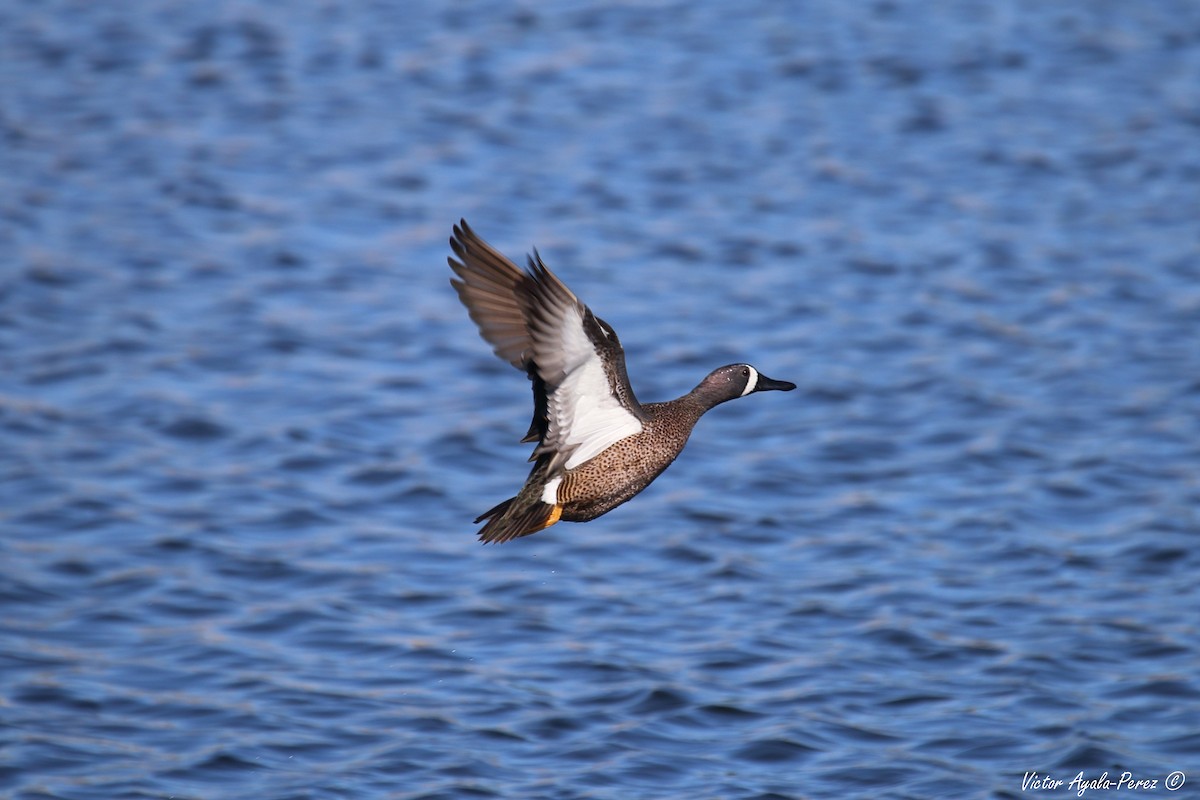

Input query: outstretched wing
[447,219,532,369]
[449,220,644,473]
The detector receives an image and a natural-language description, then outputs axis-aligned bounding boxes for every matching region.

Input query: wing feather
[450,221,644,473]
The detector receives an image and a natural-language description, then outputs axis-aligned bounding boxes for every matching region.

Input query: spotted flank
[449,219,796,543]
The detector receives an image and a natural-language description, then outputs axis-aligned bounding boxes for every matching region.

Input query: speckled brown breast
[557,401,702,521]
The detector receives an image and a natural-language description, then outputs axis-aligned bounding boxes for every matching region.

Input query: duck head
[694,363,796,408]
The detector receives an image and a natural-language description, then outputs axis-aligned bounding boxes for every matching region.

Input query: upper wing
[449,220,644,473]
[448,219,532,369]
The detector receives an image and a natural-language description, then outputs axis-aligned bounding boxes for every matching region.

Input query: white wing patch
[740,366,759,397]
[549,305,643,471]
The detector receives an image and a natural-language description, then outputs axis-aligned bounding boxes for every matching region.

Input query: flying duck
[449,220,795,543]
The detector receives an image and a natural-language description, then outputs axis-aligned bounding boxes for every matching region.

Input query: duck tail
[475,497,563,544]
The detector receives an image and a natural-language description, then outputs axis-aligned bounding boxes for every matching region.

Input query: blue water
[2,2,1198,798]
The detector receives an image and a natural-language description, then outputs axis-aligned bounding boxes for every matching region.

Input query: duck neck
[683,385,728,415]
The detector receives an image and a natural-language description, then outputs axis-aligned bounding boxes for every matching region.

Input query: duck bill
[755,374,796,392]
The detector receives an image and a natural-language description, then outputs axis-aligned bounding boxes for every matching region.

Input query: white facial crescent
[740,366,759,397]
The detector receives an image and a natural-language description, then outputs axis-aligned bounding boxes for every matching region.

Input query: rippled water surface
[3,2,1199,798]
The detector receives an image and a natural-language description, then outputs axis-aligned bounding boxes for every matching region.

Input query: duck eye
[741,367,749,377]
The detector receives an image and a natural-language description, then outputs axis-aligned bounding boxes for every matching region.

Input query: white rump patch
[740,366,759,397]
[541,476,562,504]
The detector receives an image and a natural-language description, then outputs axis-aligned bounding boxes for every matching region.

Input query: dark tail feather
[475,497,562,544]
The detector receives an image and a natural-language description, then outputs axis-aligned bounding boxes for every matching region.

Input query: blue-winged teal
[449,220,795,543]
